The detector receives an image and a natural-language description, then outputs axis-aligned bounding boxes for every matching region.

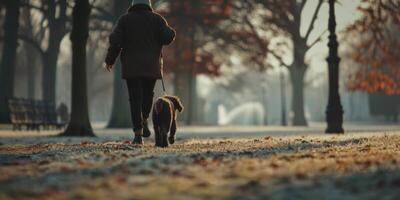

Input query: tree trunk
[173,71,191,125]
[41,0,67,105]
[106,0,132,128]
[22,7,37,99]
[107,62,132,128]
[187,74,197,125]
[261,85,268,125]
[279,70,288,126]
[42,42,60,104]
[288,27,308,126]
[289,65,308,126]
[61,0,94,137]
[25,44,36,99]
[0,0,20,123]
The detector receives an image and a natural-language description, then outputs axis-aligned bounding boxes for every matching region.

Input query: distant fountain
[218,102,265,125]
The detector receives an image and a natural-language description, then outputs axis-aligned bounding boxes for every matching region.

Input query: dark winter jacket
[105,5,176,79]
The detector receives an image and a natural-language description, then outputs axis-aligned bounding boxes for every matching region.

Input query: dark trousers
[126,78,157,132]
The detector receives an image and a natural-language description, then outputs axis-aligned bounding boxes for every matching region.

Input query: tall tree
[216,0,325,126]
[0,0,20,123]
[210,2,280,125]
[107,63,132,127]
[20,0,69,105]
[41,0,68,105]
[21,6,38,99]
[107,0,132,128]
[163,0,230,124]
[346,0,400,95]
[61,0,94,137]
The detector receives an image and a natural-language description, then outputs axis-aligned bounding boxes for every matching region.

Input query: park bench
[8,98,67,131]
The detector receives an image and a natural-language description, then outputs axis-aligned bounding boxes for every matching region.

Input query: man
[104,0,176,145]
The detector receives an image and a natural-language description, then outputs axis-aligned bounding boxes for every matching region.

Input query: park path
[0,128,400,200]
[0,122,399,145]
[0,131,400,200]
[1,122,400,200]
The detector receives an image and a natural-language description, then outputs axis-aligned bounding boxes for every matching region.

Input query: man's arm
[158,16,176,45]
[105,16,125,67]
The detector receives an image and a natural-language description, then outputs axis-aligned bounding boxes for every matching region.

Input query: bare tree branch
[300,0,307,10]
[20,1,45,13]
[308,29,328,48]
[91,5,113,22]
[268,48,290,68]
[18,34,45,56]
[304,0,323,41]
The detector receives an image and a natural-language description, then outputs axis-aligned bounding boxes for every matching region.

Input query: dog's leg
[160,126,169,148]
[155,125,169,148]
[168,119,177,144]
[154,126,161,147]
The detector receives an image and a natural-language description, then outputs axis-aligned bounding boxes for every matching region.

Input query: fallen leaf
[264,136,273,140]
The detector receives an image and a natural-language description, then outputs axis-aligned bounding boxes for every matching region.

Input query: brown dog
[152,96,183,147]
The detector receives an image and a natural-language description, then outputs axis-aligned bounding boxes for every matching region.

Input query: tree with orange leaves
[347,0,400,95]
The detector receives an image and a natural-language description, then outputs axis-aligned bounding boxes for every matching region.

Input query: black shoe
[143,121,151,138]
[168,136,175,144]
[133,129,144,145]
[132,135,144,145]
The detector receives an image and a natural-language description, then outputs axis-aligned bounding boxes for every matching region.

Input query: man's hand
[104,63,113,72]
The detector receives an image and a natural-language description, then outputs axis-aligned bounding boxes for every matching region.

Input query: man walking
[105,0,176,145]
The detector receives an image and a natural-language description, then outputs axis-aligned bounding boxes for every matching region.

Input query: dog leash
[161,77,167,95]
[160,53,168,95]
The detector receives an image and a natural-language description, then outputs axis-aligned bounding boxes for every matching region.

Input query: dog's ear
[165,96,184,112]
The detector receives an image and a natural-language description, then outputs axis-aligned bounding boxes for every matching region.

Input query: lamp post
[326,0,344,134]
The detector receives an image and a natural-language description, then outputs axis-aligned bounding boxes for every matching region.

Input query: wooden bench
[8,98,67,131]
